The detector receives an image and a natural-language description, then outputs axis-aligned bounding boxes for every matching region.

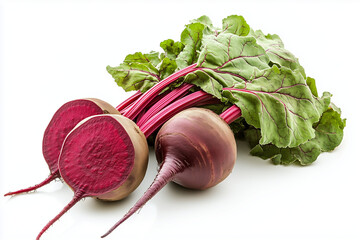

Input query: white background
[1,0,359,240]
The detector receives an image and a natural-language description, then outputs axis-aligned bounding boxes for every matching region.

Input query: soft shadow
[166,180,219,202]
[93,193,136,207]
[235,139,273,166]
[167,181,205,195]
[84,192,139,214]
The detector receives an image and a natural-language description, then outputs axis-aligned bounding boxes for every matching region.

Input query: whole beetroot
[102,108,237,237]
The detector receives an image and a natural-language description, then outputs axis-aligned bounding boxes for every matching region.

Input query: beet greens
[107,14,346,165]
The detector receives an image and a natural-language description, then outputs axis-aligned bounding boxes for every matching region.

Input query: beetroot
[155,108,236,189]
[36,114,149,240]
[5,98,119,196]
[102,107,237,237]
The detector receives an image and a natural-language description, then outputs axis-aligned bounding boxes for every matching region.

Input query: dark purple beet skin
[102,108,237,237]
[155,108,236,189]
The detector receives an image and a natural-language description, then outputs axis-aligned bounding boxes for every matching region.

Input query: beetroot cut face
[5,98,117,197]
[59,115,135,195]
[43,99,108,173]
[36,114,139,240]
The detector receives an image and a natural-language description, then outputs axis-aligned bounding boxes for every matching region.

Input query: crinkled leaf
[312,106,346,152]
[124,51,161,68]
[158,57,178,79]
[176,22,206,69]
[183,69,224,99]
[330,101,342,114]
[306,76,318,97]
[229,117,248,136]
[158,39,184,79]
[107,63,160,92]
[183,33,269,99]
[250,30,305,77]
[223,66,330,148]
[198,34,269,72]
[107,51,162,92]
[245,106,346,165]
[222,15,250,36]
[160,39,184,60]
[190,15,217,35]
[190,14,250,37]
[313,91,331,115]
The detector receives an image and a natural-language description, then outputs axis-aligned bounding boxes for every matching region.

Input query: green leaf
[311,106,346,152]
[160,39,184,60]
[245,106,346,165]
[158,57,178,79]
[158,39,185,79]
[330,101,342,114]
[306,77,318,97]
[224,66,328,148]
[190,15,217,35]
[124,51,161,68]
[184,33,269,99]
[222,15,250,36]
[176,22,206,69]
[198,34,269,71]
[184,69,224,99]
[107,52,161,92]
[250,30,305,77]
[107,63,160,92]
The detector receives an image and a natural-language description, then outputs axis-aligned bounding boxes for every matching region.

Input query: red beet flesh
[43,99,107,173]
[59,115,135,195]
[102,108,237,237]
[36,114,148,240]
[5,99,117,196]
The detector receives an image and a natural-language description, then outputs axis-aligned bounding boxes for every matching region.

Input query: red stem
[4,171,59,197]
[137,83,193,126]
[219,105,242,124]
[139,91,216,138]
[101,158,185,238]
[119,101,135,115]
[36,190,85,240]
[136,89,171,122]
[123,63,198,120]
[115,90,142,112]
